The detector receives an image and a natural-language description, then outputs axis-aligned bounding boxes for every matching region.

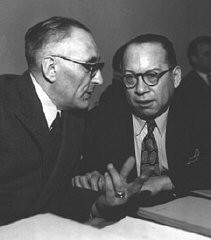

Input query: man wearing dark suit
[178,36,211,130]
[73,34,211,216]
[0,16,111,225]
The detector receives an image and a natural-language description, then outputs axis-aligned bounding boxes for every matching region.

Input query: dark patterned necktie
[141,120,160,176]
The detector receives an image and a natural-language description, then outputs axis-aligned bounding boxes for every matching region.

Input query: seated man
[178,36,211,133]
[0,16,135,225]
[73,34,211,217]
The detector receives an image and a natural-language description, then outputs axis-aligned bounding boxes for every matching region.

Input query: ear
[172,65,182,88]
[41,57,57,83]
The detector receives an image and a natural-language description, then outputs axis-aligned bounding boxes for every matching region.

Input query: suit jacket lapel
[13,72,50,152]
[126,112,137,181]
[166,95,192,173]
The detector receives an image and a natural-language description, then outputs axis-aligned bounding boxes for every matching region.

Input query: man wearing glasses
[0,16,115,225]
[73,34,211,218]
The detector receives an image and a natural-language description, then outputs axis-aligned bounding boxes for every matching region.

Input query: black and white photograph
[0,0,210,239]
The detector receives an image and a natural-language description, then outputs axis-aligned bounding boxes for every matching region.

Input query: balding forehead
[45,26,99,61]
[123,42,168,65]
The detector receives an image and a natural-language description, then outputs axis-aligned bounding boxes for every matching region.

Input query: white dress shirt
[132,110,169,176]
[30,73,60,129]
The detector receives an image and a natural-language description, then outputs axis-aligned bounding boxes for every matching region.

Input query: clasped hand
[72,156,152,216]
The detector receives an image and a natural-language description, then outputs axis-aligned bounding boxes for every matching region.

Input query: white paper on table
[0,214,125,240]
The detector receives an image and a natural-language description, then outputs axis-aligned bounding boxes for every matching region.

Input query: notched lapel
[11,72,49,152]
[166,99,193,167]
[14,111,49,151]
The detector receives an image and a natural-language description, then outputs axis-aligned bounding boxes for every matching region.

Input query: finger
[92,170,101,175]
[120,156,136,180]
[74,176,83,188]
[130,177,146,195]
[98,176,105,192]
[127,173,152,197]
[90,174,100,191]
[84,172,92,185]
[80,176,91,189]
[107,163,124,192]
[71,177,75,187]
[105,172,115,198]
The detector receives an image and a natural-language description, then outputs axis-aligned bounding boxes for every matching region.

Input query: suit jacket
[81,82,211,196]
[178,70,211,130]
[0,72,98,225]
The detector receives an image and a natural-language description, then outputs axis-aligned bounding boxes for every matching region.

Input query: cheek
[63,69,85,91]
[126,90,135,102]
[157,84,174,106]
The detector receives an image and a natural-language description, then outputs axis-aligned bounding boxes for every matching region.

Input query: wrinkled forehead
[53,27,99,62]
[123,42,168,69]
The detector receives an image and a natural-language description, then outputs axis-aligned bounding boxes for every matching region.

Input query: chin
[62,100,89,110]
[77,100,89,110]
[133,108,157,120]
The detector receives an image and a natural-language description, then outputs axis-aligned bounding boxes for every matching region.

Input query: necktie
[46,112,62,179]
[141,120,160,176]
[50,112,62,135]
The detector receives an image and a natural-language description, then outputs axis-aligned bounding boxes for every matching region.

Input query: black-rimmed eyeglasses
[51,55,104,79]
[122,66,175,88]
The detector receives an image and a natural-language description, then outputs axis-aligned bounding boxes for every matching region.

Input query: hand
[141,175,174,197]
[92,156,151,218]
[71,171,104,191]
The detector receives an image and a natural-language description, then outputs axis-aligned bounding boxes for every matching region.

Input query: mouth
[83,91,93,100]
[134,99,154,107]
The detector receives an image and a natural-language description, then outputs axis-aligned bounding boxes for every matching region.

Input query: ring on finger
[115,191,126,198]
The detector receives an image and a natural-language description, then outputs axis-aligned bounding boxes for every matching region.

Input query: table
[0,214,125,240]
[1,190,211,239]
[0,213,209,240]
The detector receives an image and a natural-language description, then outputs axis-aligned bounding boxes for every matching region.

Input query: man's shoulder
[0,73,24,88]
[177,70,206,100]
[169,91,192,120]
[0,73,23,80]
[0,72,32,106]
[180,70,202,87]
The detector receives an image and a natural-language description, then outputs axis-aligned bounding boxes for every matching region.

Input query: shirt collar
[30,73,60,127]
[132,108,169,137]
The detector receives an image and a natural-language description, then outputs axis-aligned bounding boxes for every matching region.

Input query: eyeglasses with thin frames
[51,55,104,79]
[122,66,175,88]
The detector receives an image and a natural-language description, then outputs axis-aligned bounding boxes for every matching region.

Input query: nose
[135,76,149,94]
[91,70,103,85]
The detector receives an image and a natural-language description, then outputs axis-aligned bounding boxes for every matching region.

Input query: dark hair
[187,36,211,66]
[123,33,177,67]
[25,16,90,69]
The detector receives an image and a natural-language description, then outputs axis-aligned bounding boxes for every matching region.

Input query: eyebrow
[86,56,100,63]
[124,67,163,73]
